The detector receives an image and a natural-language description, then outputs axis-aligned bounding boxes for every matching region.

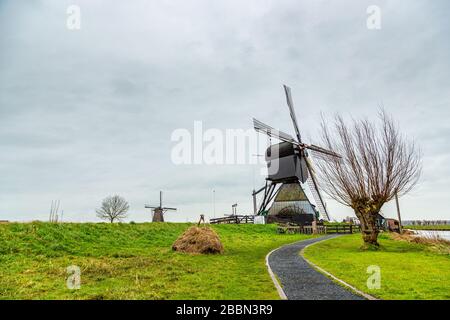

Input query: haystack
[172,226,224,254]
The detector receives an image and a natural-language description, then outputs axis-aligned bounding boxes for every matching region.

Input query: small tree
[96,195,129,223]
[316,111,421,247]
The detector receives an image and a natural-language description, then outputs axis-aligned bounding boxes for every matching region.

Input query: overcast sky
[1,0,449,223]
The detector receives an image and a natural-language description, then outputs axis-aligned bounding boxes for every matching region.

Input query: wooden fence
[277,224,361,235]
[210,215,255,224]
[208,216,361,235]
[325,224,361,234]
[277,225,327,234]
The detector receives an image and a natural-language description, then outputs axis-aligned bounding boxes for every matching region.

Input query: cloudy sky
[1,0,449,222]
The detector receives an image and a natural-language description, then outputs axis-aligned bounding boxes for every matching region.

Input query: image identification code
[176,304,273,317]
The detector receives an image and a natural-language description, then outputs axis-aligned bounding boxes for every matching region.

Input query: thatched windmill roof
[274,183,309,202]
[269,183,317,216]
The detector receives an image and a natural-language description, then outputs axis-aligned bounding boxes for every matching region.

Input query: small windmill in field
[252,85,341,222]
[145,191,177,222]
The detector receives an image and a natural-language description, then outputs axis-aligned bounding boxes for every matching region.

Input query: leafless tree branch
[96,195,129,223]
[315,110,421,246]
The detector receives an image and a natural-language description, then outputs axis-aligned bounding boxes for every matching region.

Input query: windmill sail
[304,144,341,159]
[283,85,302,143]
[253,118,298,144]
[305,158,330,221]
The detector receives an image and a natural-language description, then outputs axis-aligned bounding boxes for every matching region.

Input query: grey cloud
[1,0,449,222]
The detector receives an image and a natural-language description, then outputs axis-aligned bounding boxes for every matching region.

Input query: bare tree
[316,111,421,247]
[96,195,129,223]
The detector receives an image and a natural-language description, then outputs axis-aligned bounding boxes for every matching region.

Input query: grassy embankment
[404,225,450,231]
[303,233,450,300]
[0,222,315,300]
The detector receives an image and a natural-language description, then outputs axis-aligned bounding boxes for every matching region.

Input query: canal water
[412,230,450,241]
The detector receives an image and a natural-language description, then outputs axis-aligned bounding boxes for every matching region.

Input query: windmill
[252,85,341,222]
[145,191,177,222]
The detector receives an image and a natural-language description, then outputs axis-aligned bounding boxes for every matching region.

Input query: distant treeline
[403,220,450,226]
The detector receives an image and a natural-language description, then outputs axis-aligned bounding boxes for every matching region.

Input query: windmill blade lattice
[253,118,298,144]
[305,158,331,221]
[305,144,341,160]
[283,85,302,143]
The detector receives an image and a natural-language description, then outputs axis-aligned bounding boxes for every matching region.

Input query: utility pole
[213,189,216,218]
[395,192,403,233]
[251,153,264,216]
[252,185,266,216]
[252,189,257,215]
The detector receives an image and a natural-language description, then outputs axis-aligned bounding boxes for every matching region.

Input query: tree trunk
[354,209,380,248]
[361,214,379,247]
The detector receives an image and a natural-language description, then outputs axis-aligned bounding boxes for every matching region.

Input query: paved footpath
[268,235,365,300]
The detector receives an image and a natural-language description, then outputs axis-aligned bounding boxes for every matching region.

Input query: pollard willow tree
[316,111,421,247]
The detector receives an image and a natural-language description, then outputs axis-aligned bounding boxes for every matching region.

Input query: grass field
[0,222,315,300]
[303,233,450,300]
[404,225,450,231]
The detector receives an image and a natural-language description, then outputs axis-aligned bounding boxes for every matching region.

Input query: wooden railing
[208,216,361,235]
[277,224,326,234]
[325,224,361,234]
[277,224,361,235]
[210,215,255,224]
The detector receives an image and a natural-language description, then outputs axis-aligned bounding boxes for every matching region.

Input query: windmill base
[257,181,320,225]
[152,209,164,222]
[267,213,315,226]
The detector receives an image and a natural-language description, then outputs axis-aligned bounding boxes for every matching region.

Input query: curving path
[267,235,365,300]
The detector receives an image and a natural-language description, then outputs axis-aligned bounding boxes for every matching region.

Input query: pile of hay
[172,226,224,254]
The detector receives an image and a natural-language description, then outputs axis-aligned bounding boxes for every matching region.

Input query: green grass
[303,233,450,300]
[404,225,450,231]
[0,222,315,300]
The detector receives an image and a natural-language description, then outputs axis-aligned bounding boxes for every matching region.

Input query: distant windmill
[145,191,177,222]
